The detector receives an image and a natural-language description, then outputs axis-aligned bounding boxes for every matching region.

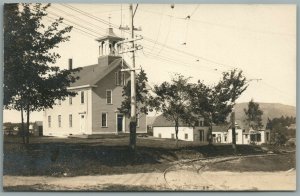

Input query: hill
[234,102,296,128]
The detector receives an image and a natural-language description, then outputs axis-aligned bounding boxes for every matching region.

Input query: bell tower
[96,27,124,65]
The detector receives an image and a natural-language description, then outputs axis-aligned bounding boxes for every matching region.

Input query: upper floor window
[69,96,72,105]
[58,115,62,128]
[200,120,204,127]
[115,71,126,86]
[81,91,85,104]
[106,90,112,104]
[69,114,72,128]
[48,116,51,128]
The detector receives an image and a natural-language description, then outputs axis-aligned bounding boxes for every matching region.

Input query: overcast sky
[3,4,296,122]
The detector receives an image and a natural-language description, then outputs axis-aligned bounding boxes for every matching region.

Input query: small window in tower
[81,91,84,104]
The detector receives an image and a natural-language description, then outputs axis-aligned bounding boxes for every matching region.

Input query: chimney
[68,58,73,70]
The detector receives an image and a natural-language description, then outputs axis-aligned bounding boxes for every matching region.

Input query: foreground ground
[3,135,296,191]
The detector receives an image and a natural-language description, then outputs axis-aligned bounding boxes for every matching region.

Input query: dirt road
[3,169,296,191]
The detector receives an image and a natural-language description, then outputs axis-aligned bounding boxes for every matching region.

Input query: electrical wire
[50,4,296,100]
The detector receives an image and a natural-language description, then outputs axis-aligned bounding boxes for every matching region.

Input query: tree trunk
[26,104,30,144]
[175,121,179,147]
[129,120,136,152]
[208,123,213,145]
[20,107,25,144]
[231,111,237,154]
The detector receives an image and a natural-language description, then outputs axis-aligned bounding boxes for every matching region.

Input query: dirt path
[3,169,296,191]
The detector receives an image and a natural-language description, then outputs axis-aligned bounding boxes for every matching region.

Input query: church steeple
[96,27,124,58]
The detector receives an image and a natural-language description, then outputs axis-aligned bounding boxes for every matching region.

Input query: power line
[138,7,295,38]
[55,3,234,73]
[60,3,238,71]
[45,15,98,39]
[47,10,105,37]
[155,6,174,56]
[51,5,108,33]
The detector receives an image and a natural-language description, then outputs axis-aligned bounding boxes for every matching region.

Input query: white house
[43,28,147,137]
[152,115,209,142]
[153,116,270,145]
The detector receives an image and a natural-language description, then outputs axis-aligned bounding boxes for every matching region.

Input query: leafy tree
[118,69,151,150]
[218,69,248,151]
[190,69,248,147]
[4,3,80,143]
[150,74,193,144]
[244,99,264,130]
[266,116,296,144]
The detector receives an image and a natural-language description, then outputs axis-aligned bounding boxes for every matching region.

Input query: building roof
[152,115,190,127]
[70,57,128,87]
[212,124,231,133]
[96,28,124,42]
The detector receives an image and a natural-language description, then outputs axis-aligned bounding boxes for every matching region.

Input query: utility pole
[118,4,142,151]
[129,4,136,151]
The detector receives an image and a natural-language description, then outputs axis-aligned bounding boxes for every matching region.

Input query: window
[116,71,126,86]
[115,72,120,85]
[102,113,108,127]
[257,134,261,142]
[245,134,248,139]
[171,133,175,139]
[266,132,269,141]
[48,116,51,128]
[185,133,188,139]
[115,71,122,86]
[158,133,162,138]
[81,91,85,104]
[69,96,72,105]
[69,114,72,127]
[121,73,126,86]
[106,90,112,104]
[236,133,238,142]
[224,135,227,142]
[199,130,204,142]
[200,120,204,127]
[58,115,61,128]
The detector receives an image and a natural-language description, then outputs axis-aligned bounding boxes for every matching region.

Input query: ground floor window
[102,113,108,127]
[257,134,261,142]
[199,130,204,142]
[171,133,175,139]
[48,116,51,128]
[266,132,269,142]
[185,133,188,139]
[158,133,162,138]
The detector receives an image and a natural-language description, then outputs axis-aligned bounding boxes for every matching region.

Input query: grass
[3,135,295,177]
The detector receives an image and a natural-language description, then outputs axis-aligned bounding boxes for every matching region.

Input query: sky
[3,4,296,123]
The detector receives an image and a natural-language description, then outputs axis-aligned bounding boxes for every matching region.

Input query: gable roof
[212,124,231,132]
[152,115,190,127]
[70,58,128,87]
